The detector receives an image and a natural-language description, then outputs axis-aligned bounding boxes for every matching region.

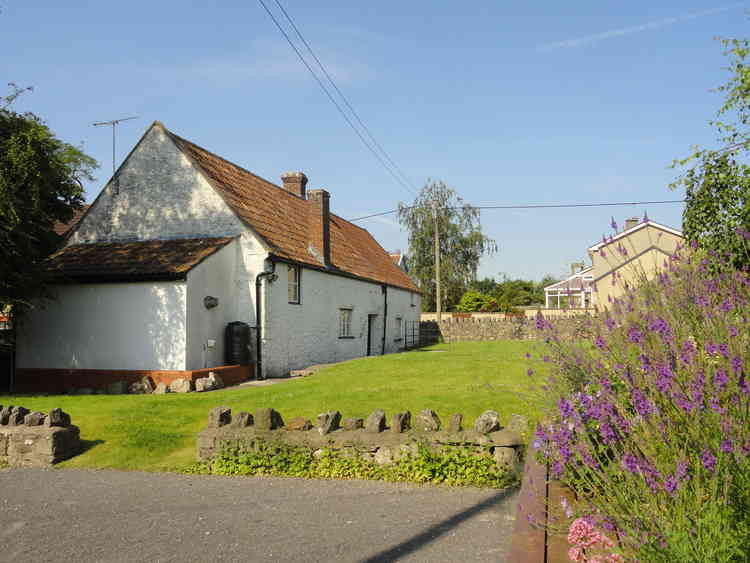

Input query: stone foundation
[0,405,80,467]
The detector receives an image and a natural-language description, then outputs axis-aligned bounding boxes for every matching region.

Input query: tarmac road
[0,468,518,562]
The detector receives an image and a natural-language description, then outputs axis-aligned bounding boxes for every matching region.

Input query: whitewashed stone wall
[260,263,421,378]
[16,281,188,370]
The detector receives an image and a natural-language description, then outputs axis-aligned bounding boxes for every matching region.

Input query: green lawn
[1,340,549,472]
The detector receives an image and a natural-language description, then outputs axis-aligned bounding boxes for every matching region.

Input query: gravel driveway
[0,468,517,562]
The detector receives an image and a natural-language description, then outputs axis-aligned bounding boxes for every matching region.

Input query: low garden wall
[420,315,592,343]
[0,404,80,467]
[197,406,526,473]
[13,364,252,394]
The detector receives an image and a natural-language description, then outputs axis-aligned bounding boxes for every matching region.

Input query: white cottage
[15,122,420,390]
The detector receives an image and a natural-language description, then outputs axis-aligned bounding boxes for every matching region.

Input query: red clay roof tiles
[165,127,418,292]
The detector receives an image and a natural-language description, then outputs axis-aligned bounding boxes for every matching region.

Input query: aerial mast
[93,116,139,176]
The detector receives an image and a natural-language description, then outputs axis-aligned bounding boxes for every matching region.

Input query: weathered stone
[208,372,224,389]
[415,409,441,432]
[289,369,314,378]
[45,408,71,428]
[77,388,94,395]
[474,410,501,434]
[24,412,45,426]
[488,429,523,447]
[153,382,170,394]
[447,413,463,433]
[8,406,30,426]
[255,408,284,430]
[169,378,193,393]
[316,411,341,435]
[0,405,14,425]
[373,446,394,465]
[207,406,232,428]
[506,413,529,435]
[195,377,212,392]
[365,409,386,433]
[140,376,154,394]
[391,411,411,434]
[494,446,517,470]
[128,382,146,394]
[106,381,129,395]
[286,416,312,431]
[230,411,253,428]
[342,417,364,431]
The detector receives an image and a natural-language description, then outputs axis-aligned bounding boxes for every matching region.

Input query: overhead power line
[348,198,686,222]
[271,0,417,193]
[257,0,417,197]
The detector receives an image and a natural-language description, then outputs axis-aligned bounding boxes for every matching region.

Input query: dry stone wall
[0,405,80,467]
[421,315,593,343]
[197,407,528,474]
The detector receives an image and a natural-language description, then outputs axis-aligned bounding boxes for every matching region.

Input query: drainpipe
[254,260,276,380]
[381,285,388,355]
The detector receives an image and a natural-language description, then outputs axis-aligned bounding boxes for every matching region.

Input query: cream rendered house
[587,217,683,308]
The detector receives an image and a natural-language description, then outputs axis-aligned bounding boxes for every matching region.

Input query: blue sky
[4,1,747,280]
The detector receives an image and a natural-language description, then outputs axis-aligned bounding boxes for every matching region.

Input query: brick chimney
[624,217,639,231]
[308,189,331,267]
[570,262,584,275]
[281,171,308,198]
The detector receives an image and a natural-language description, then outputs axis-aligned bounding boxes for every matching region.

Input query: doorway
[366,314,377,356]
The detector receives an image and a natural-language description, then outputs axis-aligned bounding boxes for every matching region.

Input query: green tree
[398,180,496,311]
[0,85,97,312]
[671,38,750,266]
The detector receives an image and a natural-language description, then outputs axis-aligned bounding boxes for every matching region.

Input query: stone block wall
[420,315,593,343]
[0,405,80,467]
[197,407,528,473]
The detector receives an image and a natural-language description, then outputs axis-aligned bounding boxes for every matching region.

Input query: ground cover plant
[1,340,545,473]
[188,441,517,489]
[534,236,750,561]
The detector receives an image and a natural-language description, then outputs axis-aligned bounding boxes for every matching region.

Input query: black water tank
[225,322,250,366]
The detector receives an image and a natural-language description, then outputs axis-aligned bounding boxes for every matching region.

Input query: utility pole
[93,116,139,176]
[433,202,442,323]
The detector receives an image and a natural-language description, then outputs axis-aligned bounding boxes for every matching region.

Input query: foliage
[398,180,496,311]
[672,37,750,268]
[455,291,499,312]
[190,441,517,489]
[1,341,546,472]
[0,84,97,311]
[461,275,560,313]
[532,235,750,561]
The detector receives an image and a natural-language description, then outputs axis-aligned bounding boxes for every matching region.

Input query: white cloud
[537,4,743,51]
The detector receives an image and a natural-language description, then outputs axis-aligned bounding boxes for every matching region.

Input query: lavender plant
[534,234,750,561]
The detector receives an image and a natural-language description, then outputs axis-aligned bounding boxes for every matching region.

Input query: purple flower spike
[664,475,678,496]
[701,449,717,473]
[713,369,728,390]
[721,439,733,454]
[611,216,618,231]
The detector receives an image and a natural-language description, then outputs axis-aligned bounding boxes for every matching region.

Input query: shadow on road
[359,486,517,562]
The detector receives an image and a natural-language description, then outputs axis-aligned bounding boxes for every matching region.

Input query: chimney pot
[624,217,639,231]
[281,171,308,198]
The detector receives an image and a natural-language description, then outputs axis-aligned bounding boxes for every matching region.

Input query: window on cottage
[339,308,353,338]
[394,316,403,341]
[288,265,300,304]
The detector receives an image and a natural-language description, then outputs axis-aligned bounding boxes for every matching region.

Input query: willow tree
[397,180,496,311]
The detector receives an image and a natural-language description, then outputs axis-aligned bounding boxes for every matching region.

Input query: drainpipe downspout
[255,260,276,380]
[381,285,388,355]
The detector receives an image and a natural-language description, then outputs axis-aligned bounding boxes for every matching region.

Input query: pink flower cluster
[567,518,623,562]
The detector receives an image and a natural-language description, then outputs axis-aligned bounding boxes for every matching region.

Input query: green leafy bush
[187,441,517,489]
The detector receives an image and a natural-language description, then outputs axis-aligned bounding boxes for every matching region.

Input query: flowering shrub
[534,239,750,561]
[567,518,622,563]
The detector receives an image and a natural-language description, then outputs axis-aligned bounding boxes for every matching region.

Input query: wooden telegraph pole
[433,202,442,323]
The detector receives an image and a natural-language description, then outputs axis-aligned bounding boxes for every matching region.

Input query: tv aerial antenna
[93,116,139,175]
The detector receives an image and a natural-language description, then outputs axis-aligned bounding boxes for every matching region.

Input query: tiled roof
[45,237,235,282]
[165,127,419,292]
[53,205,90,236]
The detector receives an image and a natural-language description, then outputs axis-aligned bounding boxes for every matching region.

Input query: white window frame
[394,316,403,341]
[288,265,301,304]
[339,308,353,338]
